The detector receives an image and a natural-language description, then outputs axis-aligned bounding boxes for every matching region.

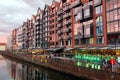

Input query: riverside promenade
[0,51,120,80]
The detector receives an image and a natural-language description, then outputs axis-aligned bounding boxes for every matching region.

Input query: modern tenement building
[12,29,17,49]
[49,0,59,48]
[35,8,43,48]
[16,26,23,49]
[42,5,50,48]
[11,0,120,49]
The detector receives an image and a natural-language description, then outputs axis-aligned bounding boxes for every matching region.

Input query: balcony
[57,30,63,34]
[57,23,62,28]
[36,16,40,20]
[94,0,102,7]
[66,28,72,33]
[84,5,93,19]
[57,17,63,21]
[66,19,72,25]
[63,5,71,11]
[57,10,63,15]
[84,23,93,38]
[63,13,71,18]
[68,33,72,39]
[71,0,82,8]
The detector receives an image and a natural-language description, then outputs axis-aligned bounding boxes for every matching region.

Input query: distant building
[7,34,12,50]
[12,29,17,50]
[0,43,6,51]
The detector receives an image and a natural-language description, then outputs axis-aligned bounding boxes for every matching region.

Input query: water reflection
[0,56,11,80]
[5,56,83,80]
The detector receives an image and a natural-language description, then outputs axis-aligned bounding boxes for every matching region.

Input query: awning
[64,48,74,52]
[46,47,64,53]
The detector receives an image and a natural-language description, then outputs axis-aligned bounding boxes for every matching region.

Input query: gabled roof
[36,7,43,15]
[43,4,50,15]
[58,0,62,9]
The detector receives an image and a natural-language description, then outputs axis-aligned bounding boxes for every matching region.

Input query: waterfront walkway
[0,51,120,80]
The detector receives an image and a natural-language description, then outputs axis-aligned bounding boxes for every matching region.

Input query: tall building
[16,26,23,49]
[7,34,12,50]
[49,0,60,48]
[22,22,27,49]
[35,8,43,48]
[72,0,107,48]
[42,5,50,48]
[57,0,74,48]
[27,15,36,49]
[12,29,17,49]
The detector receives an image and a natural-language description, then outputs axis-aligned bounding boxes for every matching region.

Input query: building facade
[35,8,43,48]
[11,0,120,49]
[12,29,17,49]
[42,5,50,48]
[106,0,120,46]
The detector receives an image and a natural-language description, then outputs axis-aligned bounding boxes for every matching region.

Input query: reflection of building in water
[8,61,49,80]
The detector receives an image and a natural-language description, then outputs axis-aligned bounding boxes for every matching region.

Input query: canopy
[46,47,64,53]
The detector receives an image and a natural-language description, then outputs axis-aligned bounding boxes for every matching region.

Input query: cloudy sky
[0,0,60,43]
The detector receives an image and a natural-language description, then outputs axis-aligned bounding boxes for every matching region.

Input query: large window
[84,8,90,17]
[96,16,103,36]
[107,21,120,33]
[96,37,104,44]
[95,5,102,14]
[94,0,101,5]
[85,27,90,35]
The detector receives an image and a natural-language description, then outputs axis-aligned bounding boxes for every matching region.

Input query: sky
[0,0,60,43]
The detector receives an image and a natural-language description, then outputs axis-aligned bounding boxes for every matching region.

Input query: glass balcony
[84,5,93,19]
[84,23,93,38]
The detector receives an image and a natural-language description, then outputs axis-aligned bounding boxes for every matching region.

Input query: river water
[0,55,86,80]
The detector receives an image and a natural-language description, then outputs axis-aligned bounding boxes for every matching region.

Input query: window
[107,23,111,33]
[114,21,119,32]
[77,12,82,20]
[75,39,79,45]
[85,27,90,35]
[96,37,103,44]
[114,10,118,20]
[95,5,102,14]
[96,16,103,36]
[84,9,90,17]
[94,0,101,5]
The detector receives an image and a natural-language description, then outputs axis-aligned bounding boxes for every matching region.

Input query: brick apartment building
[11,0,120,49]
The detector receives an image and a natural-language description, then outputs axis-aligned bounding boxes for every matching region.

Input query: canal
[0,55,86,80]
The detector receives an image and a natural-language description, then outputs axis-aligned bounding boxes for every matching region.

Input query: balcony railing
[84,5,93,19]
